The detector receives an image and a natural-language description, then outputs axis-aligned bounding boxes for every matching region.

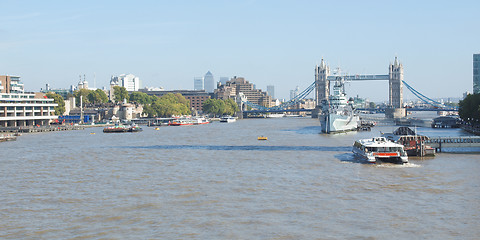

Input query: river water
[1,117,479,239]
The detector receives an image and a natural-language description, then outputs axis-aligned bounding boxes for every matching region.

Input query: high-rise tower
[194,77,203,90]
[267,85,275,99]
[389,57,404,108]
[474,54,480,94]
[204,71,215,93]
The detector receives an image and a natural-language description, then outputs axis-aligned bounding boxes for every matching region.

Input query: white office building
[110,74,141,92]
[0,92,58,127]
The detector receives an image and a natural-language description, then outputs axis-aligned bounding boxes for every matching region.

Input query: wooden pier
[0,125,85,134]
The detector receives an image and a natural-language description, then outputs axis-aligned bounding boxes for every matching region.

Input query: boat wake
[375,163,421,168]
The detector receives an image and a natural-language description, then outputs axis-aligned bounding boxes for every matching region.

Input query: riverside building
[0,92,58,127]
[0,75,24,93]
[214,76,272,107]
[0,75,58,127]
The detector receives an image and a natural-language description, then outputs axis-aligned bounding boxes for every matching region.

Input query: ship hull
[320,113,359,133]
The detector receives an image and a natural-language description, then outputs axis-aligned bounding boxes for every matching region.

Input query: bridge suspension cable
[402,81,445,108]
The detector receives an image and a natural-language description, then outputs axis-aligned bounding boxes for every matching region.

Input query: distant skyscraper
[219,77,229,86]
[204,71,215,93]
[194,77,203,90]
[290,86,299,100]
[267,85,275,99]
[474,54,480,94]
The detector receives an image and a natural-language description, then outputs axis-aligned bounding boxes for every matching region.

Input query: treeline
[202,98,239,116]
[459,93,480,122]
[47,86,240,118]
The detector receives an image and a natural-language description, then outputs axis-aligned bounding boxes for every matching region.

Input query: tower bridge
[241,57,455,118]
[313,57,405,118]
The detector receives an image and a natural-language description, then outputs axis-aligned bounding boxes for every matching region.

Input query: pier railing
[425,136,480,152]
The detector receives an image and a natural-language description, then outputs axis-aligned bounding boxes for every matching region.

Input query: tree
[203,98,239,116]
[73,88,91,107]
[459,94,480,122]
[142,93,191,117]
[224,98,239,116]
[46,92,66,115]
[95,89,109,103]
[129,92,149,105]
[113,86,129,103]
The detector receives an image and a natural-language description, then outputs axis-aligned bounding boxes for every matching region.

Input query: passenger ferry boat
[352,137,408,164]
[168,117,210,126]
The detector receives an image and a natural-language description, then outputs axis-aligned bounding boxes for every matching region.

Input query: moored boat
[382,127,435,156]
[220,116,236,123]
[320,76,359,133]
[168,117,210,126]
[103,124,142,133]
[352,137,408,164]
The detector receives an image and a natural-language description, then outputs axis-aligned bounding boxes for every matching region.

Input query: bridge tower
[313,59,330,118]
[389,57,403,108]
[387,57,406,118]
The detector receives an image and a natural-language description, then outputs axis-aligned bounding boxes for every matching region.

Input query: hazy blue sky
[0,0,478,101]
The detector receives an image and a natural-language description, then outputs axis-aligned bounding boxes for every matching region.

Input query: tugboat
[382,127,435,156]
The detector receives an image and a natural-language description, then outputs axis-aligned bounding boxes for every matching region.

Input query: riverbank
[0,123,113,134]
[461,124,480,136]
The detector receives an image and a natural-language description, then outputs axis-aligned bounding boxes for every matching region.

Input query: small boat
[352,137,408,164]
[220,116,236,123]
[103,124,142,133]
[193,117,210,125]
[0,133,17,142]
[128,125,143,132]
[267,113,285,118]
[258,136,268,140]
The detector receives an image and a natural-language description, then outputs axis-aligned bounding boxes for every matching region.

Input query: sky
[0,0,478,102]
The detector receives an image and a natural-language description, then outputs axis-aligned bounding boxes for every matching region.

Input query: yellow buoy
[90,132,96,135]
[257,136,268,140]
[155,127,160,130]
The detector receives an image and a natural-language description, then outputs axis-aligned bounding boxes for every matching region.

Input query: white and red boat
[352,137,408,164]
[168,117,210,126]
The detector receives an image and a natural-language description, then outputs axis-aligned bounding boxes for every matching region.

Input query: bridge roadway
[243,107,456,115]
[243,109,313,114]
[425,136,480,152]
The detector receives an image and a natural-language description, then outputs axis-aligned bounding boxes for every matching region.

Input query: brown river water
[1,117,479,239]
